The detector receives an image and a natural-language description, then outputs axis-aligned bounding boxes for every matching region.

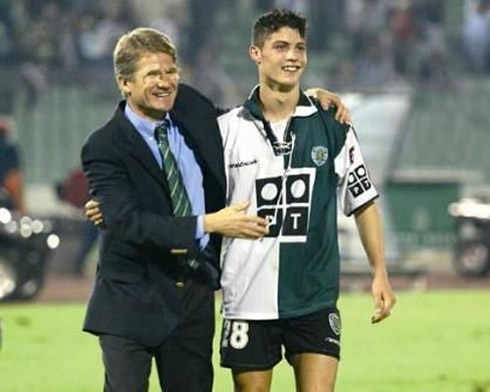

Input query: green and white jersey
[218,86,378,320]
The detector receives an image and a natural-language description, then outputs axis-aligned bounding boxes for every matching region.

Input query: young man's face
[250,26,307,90]
[118,52,179,120]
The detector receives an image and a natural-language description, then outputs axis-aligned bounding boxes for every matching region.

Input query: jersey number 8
[221,320,249,350]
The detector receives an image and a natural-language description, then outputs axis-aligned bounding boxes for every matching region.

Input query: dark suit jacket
[81,84,225,346]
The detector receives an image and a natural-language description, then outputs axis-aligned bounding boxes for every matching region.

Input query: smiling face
[117,51,179,120]
[250,26,307,91]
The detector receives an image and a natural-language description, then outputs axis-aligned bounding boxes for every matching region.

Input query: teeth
[283,66,299,71]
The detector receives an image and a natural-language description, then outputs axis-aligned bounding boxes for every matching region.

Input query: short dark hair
[252,9,307,48]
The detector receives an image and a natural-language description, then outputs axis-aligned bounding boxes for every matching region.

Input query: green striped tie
[155,121,192,217]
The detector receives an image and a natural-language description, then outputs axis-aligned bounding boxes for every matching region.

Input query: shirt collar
[124,102,173,137]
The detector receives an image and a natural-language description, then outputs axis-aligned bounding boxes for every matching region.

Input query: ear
[249,45,261,65]
[117,76,131,96]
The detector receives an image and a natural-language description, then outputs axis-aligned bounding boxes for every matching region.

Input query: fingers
[371,292,384,323]
[206,201,270,238]
[93,216,104,226]
[228,201,269,236]
[371,292,396,324]
[315,92,351,125]
[317,96,333,111]
[334,105,352,125]
[220,216,269,239]
[84,198,104,225]
[235,228,266,239]
[85,199,99,209]
[237,217,269,238]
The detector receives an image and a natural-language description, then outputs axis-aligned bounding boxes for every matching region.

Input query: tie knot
[154,120,169,141]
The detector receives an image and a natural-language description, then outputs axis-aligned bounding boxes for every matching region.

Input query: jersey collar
[244,85,318,121]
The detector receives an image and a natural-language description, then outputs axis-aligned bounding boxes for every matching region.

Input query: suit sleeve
[81,134,200,257]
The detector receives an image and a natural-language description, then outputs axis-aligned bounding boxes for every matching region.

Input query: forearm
[354,201,387,276]
[355,200,396,323]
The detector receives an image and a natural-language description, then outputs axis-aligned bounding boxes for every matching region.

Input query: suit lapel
[113,105,170,194]
[172,108,225,191]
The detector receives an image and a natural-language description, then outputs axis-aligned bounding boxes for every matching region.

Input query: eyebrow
[145,66,178,76]
[272,40,305,46]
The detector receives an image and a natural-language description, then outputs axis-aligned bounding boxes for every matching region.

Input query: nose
[286,48,299,61]
[156,75,174,89]
[157,77,169,87]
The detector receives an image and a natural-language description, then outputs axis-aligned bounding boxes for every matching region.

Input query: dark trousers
[99,282,215,392]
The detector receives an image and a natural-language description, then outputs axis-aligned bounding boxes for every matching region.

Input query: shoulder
[310,99,348,131]
[175,83,216,114]
[217,106,249,138]
[217,106,245,125]
[310,101,350,155]
[84,116,115,147]
[82,105,123,156]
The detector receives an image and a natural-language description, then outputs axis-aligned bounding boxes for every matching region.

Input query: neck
[258,81,300,123]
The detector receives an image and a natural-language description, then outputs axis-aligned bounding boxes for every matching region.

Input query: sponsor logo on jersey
[347,164,372,198]
[272,140,293,156]
[229,159,258,169]
[349,146,355,164]
[311,146,329,166]
[255,168,315,242]
[328,312,341,336]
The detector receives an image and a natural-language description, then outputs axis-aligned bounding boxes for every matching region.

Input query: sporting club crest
[328,312,341,336]
[311,146,328,166]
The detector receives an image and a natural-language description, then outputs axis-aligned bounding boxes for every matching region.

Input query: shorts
[220,307,341,370]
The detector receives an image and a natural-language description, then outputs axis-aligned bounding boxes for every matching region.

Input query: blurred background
[1,0,490,301]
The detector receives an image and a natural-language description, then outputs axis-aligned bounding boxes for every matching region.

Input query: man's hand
[305,88,351,124]
[204,201,269,239]
[85,198,104,226]
[370,271,396,324]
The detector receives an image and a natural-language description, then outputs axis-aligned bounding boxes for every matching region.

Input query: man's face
[118,52,179,120]
[251,27,307,90]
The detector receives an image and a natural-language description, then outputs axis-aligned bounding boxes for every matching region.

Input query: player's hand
[85,198,104,226]
[204,201,269,239]
[304,88,351,124]
[370,271,396,324]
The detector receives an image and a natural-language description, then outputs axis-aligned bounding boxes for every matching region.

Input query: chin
[153,98,176,113]
[277,80,299,92]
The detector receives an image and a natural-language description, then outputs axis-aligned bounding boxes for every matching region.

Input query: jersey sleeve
[334,126,378,216]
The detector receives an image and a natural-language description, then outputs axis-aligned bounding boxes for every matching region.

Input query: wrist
[203,213,216,234]
[371,263,388,277]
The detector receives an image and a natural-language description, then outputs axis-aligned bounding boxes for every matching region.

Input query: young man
[218,9,396,392]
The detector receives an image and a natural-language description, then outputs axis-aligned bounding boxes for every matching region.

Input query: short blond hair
[113,27,177,81]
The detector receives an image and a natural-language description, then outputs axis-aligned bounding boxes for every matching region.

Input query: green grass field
[1,290,489,391]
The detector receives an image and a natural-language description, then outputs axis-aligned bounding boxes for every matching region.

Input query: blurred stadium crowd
[0,0,489,107]
[0,0,489,194]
